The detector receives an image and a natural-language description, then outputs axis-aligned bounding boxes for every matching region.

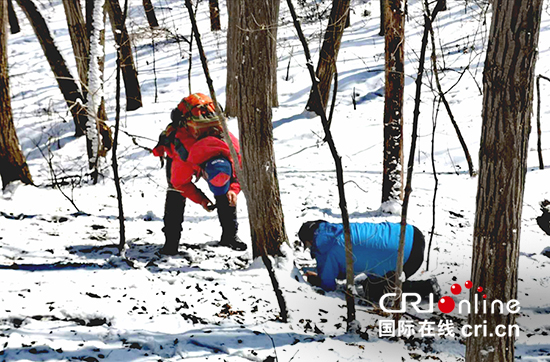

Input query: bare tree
[15,0,88,137]
[224,0,238,116]
[142,0,158,28]
[305,0,350,115]
[208,0,220,31]
[287,0,357,331]
[113,0,129,253]
[185,0,288,322]
[85,0,106,183]
[7,0,19,33]
[381,0,404,210]
[0,0,32,189]
[378,0,385,36]
[226,0,279,116]
[61,0,88,102]
[232,0,288,257]
[393,0,444,319]
[106,0,142,111]
[536,75,549,170]
[465,0,543,360]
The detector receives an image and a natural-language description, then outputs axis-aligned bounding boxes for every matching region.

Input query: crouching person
[298,220,425,296]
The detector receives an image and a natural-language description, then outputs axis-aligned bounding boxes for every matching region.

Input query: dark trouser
[162,158,186,253]
[403,226,425,278]
[215,194,238,242]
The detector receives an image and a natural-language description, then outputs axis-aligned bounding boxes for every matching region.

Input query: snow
[2,0,550,361]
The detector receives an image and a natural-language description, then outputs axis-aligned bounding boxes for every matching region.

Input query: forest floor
[2,0,550,360]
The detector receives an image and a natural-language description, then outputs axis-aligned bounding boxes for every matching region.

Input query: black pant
[162,159,239,250]
[215,194,238,243]
[403,226,425,278]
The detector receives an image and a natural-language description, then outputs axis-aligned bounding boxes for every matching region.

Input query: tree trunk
[227,0,279,116]
[7,0,19,34]
[86,0,106,183]
[236,0,288,257]
[465,0,543,360]
[225,0,238,117]
[106,0,142,111]
[61,0,88,102]
[208,0,220,31]
[379,0,385,36]
[15,0,88,137]
[98,5,107,122]
[305,0,350,115]
[142,0,158,28]
[381,0,404,207]
[0,0,32,189]
[270,0,279,108]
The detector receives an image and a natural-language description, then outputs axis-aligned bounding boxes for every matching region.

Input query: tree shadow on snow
[0,326,323,361]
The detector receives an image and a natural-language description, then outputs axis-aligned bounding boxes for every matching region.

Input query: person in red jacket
[153,98,246,254]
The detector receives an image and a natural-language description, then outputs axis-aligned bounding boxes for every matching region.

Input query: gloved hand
[304,271,321,287]
[201,199,214,212]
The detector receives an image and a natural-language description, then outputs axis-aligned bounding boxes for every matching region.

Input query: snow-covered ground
[2,0,550,360]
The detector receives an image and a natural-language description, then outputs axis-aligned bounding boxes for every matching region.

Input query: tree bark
[224,0,238,117]
[7,0,19,34]
[381,0,404,207]
[15,0,88,137]
[379,0,385,36]
[0,0,32,189]
[61,0,88,103]
[208,0,220,31]
[142,0,158,28]
[536,75,549,170]
[106,0,142,111]
[271,0,279,108]
[235,0,288,257]
[305,0,350,115]
[465,0,543,360]
[226,0,279,116]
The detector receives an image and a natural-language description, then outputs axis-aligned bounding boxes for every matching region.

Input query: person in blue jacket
[298,220,425,291]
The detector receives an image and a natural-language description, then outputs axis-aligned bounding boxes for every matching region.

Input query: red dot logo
[465,280,473,289]
[483,294,487,299]
[438,296,455,314]
[451,283,462,295]
[477,286,484,293]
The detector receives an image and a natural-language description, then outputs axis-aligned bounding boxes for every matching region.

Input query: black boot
[215,195,247,251]
[160,189,186,255]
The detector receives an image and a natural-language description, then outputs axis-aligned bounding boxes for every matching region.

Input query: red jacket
[187,133,241,194]
[153,125,241,203]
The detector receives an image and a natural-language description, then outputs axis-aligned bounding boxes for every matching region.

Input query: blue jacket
[311,222,414,291]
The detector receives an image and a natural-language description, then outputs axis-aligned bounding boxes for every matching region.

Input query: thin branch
[426,98,441,271]
[327,71,338,131]
[428,4,475,177]
[113,0,129,253]
[536,74,550,170]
